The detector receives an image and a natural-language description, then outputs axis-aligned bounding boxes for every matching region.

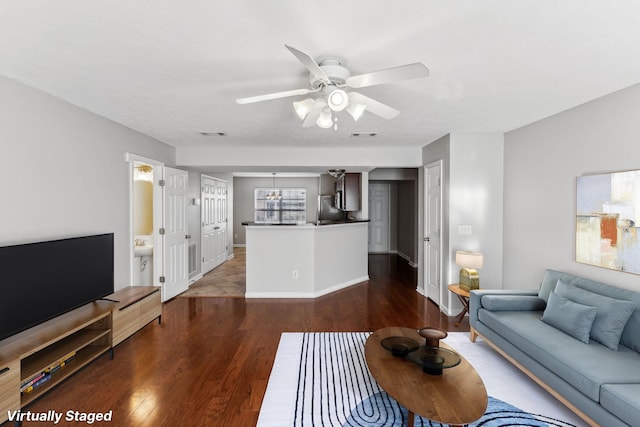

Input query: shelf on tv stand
[0,301,114,423]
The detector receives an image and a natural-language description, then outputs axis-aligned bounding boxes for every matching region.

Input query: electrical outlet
[292,270,299,279]
[234,233,238,239]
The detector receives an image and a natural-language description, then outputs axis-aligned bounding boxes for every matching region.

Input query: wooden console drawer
[0,359,20,424]
[109,287,161,347]
[139,291,161,326]
[112,304,141,346]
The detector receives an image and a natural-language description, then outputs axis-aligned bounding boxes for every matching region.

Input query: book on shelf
[21,373,51,394]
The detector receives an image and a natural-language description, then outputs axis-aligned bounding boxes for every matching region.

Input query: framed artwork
[576,169,640,274]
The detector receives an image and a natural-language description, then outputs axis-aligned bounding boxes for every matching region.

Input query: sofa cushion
[555,280,636,350]
[600,384,640,427]
[478,309,640,401]
[541,291,596,343]
[481,295,546,311]
[537,269,640,353]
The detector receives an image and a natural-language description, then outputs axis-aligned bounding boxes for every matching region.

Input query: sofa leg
[470,327,478,343]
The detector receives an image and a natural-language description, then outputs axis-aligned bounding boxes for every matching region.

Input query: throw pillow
[481,295,546,312]
[555,280,637,350]
[541,291,597,343]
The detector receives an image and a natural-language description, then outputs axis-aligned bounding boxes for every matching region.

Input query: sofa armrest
[469,289,539,328]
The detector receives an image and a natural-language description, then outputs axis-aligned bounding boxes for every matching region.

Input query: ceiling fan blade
[349,92,399,120]
[236,87,318,104]
[285,44,331,85]
[346,63,429,89]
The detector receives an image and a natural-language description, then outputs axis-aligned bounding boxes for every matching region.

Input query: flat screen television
[0,233,114,342]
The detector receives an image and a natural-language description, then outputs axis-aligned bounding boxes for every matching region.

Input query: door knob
[424,237,430,242]
[185,234,191,239]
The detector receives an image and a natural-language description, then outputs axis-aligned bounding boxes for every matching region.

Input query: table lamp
[455,251,483,291]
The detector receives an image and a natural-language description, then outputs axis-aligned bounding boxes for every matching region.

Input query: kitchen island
[243,221,369,298]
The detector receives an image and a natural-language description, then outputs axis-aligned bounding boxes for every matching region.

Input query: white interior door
[201,176,227,275]
[368,183,390,253]
[424,162,442,305]
[162,167,189,301]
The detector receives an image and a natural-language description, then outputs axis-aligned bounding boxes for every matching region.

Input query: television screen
[0,233,114,342]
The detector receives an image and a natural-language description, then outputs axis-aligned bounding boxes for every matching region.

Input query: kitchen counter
[241,219,369,226]
[243,221,369,298]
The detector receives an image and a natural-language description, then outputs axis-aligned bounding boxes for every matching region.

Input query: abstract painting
[576,169,640,274]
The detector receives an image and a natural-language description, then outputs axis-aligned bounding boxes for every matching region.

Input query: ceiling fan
[236,45,430,129]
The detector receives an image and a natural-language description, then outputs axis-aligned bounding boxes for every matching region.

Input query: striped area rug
[257,332,580,427]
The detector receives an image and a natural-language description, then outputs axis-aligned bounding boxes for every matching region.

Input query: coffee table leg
[407,410,414,427]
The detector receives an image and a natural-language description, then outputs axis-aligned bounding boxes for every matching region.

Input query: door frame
[126,153,164,288]
[423,160,443,307]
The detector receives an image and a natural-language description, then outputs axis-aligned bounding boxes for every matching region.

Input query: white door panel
[162,167,189,301]
[368,183,390,253]
[424,162,442,305]
[201,176,227,275]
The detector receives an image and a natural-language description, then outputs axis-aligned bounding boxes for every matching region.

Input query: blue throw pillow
[555,280,636,350]
[481,295,546,311]
[541,291,597,343]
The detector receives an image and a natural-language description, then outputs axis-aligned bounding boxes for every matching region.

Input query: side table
[448,284,473,326]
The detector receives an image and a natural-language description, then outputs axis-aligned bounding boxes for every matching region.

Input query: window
[255,188,306,224]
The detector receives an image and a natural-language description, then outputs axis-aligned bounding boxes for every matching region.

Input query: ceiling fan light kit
[236,44,429,130]
[316,108,334,129]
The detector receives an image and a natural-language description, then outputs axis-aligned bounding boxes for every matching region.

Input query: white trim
[233,243,247,248]
[245,275,369,299]
[188,273,203,285]
[397,251,418,268]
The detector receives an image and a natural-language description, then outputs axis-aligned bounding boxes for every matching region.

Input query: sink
[134,245,153,257]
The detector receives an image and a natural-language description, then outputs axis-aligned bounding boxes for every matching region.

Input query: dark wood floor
[25,254,469,426]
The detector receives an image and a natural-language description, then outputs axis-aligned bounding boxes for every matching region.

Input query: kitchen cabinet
[335,173,361,211]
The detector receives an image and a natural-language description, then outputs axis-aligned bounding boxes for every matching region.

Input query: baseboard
[397,251,417,268]
[188,274,203,286]
[245,275,369,299]
[233,243,246,248]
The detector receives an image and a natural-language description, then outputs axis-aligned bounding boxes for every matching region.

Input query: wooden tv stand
[0,286,161,425]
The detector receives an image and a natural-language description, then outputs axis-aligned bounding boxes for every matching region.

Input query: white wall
[422,133,504,314]
[504,83,640,291]
[177,145,422,169]
[0,76,175,290]
[449,133,504,293]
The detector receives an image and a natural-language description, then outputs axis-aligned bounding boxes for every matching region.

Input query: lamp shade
[346,101,366,121]
[316,108,333,128]
[455,251,483,269]
[293,98,315,119]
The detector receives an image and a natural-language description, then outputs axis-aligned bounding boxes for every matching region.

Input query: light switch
[458,224,472,235]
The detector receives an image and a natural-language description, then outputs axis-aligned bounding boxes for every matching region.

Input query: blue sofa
[470,269,640,427]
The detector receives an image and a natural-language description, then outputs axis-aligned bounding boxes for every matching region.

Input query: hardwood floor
[25,253,469,427]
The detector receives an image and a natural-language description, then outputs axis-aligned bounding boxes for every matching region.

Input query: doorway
[127,154,189,302]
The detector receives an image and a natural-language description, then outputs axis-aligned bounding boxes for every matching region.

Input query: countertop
[242,219,369,226]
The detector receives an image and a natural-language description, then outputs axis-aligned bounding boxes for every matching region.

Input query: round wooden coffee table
[365,327,488,427]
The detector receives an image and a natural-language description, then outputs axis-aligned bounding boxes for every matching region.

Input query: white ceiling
[1,1,640,156]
